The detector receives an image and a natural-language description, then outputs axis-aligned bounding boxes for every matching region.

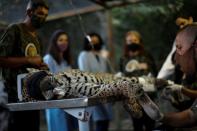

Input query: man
[0,0,49,130]
[157,16,194,79]
[141,24,197,128]
[0,80,9,131]
[161,24,197,127]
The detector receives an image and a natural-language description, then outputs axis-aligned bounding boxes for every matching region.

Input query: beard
[175,47,196,76]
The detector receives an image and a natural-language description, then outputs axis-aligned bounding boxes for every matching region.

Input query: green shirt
[0,23,41,102]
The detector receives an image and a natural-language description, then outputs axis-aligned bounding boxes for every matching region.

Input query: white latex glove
[166,80,183,91]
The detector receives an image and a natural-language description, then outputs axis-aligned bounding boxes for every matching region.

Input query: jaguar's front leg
[91,80,144,118]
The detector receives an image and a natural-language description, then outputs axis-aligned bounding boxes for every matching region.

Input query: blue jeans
[46,109,78,131]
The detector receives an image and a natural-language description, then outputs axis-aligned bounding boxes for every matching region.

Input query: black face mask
[31,14,46,29]
[127,43,141,52]
[92,44,102,51]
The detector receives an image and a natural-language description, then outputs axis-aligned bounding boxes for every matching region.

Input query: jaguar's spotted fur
[22,69,158,118]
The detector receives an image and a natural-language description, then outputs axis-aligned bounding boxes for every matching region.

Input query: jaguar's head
[24,70,57,100]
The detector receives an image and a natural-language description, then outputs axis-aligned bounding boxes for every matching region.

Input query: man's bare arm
[182,88,197,99]
[162,109,196,127]
[0,56,46,69]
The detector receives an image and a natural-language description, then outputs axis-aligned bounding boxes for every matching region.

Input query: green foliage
[110,0,196,70]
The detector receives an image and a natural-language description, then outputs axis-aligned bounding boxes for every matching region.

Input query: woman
[44,29,77,131]
[120,30,157,77]
[119,30,157,131]
[78,33,113,131]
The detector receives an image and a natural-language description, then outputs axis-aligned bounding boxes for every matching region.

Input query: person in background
[78,32,113,131]
[119,30,157,131]
[0,0,49,130]
[44,29,77,131]
[120,31,157,78]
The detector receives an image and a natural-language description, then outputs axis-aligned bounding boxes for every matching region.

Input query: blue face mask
[31,14,46,29]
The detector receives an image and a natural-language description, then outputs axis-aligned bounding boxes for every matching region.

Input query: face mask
[58,44,68,52]
[92,43,102,51]
[31,14,46,29]
[127,43,141,52]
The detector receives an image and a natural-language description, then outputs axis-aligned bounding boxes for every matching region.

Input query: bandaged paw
[138,93,164,121]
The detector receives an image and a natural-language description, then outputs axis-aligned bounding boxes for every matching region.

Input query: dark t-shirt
[0,23,41,102]
[120,52,157,77]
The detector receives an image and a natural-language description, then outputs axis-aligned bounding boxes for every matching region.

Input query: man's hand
[155,79,183,91]
[27,56,48,70]
[39,62,49,70]
[166,80,183,91]
[138,63,148,70]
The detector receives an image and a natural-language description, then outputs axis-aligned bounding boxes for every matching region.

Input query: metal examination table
[7,97,110,131]
[6,73,121,131]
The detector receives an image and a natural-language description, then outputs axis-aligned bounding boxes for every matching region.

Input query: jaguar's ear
[27,68,53,76]
[26,68,40,73]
